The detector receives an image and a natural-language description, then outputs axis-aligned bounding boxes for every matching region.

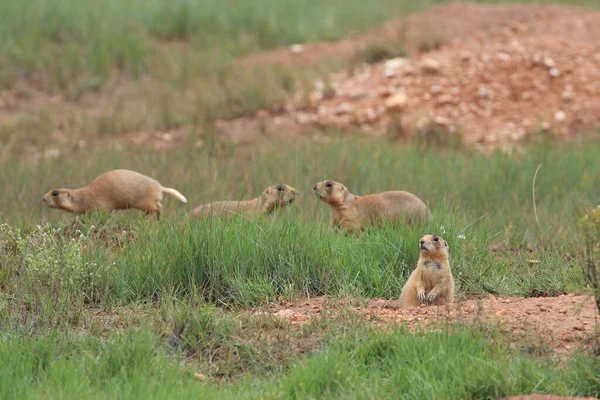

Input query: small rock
[554,110,566,122]
[460,51,473,61]
[383,68,395,78]
[384,57,409,69]
[510,22,527,33]
[549,68,560,77]
[430,85,443,94]
[561,85,574,101]
[274,309,296,319]
[496,52,511,62]
[421,58,441,73]
[433,116,451,126]
[558,309,568,314]
[436,94,454,106]
[309,91,324,106]
[543,57,555,68]
[289,44,304,54]
[334,103,354,115]
[378,87,393,97]
[478,87,489,98]
[402,64,415,75]
[194,373,206,381]
[384,91,409,111]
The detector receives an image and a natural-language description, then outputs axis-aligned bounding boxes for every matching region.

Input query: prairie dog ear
[443,240,448,247]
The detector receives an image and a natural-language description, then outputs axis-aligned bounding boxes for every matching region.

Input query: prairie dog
[312,180,430,232]
[399,234,454,308]
[192,184,297,218]
[42,169,187,220]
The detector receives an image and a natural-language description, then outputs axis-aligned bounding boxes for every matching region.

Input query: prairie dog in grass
[312,180,430,232]
[192,184,297,218]
[42,169,187,220]
[399,234,454,308]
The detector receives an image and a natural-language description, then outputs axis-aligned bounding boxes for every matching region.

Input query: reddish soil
[221,3,600,151]
[261,294,599,355]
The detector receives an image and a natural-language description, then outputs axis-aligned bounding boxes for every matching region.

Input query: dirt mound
[261,294,598,355]
[221,3,600,151]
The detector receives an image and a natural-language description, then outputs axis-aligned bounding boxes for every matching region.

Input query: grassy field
[1,0,600,398]
[2,138,598,307]
[1,139,599,397]
[0,324,598,399]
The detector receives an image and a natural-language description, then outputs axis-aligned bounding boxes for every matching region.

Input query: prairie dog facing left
[313,180,430,232]
[42,169,187,220]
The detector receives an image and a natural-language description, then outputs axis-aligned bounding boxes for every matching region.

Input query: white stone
[384,91,409,111]
[290,44,304,54]
[334,103,354,115]
[384,57,410,69]
[421,58,441,73]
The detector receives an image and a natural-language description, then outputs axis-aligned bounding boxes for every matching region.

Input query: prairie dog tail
[162,187,188,203]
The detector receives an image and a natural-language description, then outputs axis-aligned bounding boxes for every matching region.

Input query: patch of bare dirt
[221,3,600,151]
[261,294,599,355]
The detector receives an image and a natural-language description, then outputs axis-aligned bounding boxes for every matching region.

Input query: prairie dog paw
[417,291,427,304]
[425,292,437,303]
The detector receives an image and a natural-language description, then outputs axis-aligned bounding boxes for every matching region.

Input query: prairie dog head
[42,189,76,212]
[419,234,449,255]
[261,184,297,212]
[313,180,350,205]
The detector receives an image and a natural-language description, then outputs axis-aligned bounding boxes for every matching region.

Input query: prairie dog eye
[433,237,439,242]
[277,185,284,192]
[52,190,59,197]
[325,182,333,188]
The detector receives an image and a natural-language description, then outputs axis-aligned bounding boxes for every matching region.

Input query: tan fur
[312,180,430,232]
[192,184,297,218]
[42,169,187,220]
[399,234,454,308]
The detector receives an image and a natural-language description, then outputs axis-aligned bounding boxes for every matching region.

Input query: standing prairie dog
[42,169,187,220]
[192,184,297,218]
[312,180,430,232]
[399,234,454,308]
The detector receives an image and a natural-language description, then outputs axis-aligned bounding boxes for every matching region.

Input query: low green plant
[0,223,105,330]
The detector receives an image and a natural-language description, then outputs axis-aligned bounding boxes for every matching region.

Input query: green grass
[0,0,445,95]
[2,1,600,396]
[0,323,597,399]
[0,138,596,322]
